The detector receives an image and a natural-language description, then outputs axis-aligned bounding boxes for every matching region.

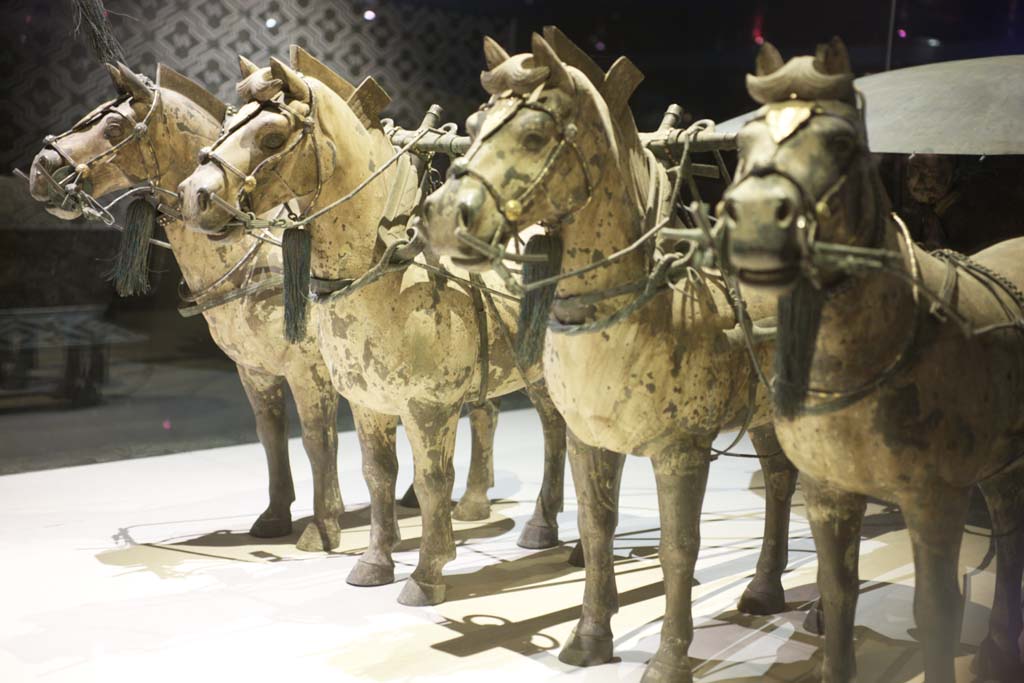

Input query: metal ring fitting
[197,147,211,164]
[243,175,258,193]
[504,198,523,221]
[43,134,56,144]
[134,122,148,136]
[75,163,90,178]
[564,123,578,141]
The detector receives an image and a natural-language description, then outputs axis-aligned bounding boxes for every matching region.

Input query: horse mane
[156,64,226,122]
[746,38,855,105]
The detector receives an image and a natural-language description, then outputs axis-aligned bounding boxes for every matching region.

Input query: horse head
[422,30,632,270]
[28,63,224,220]
[722,37,886,294]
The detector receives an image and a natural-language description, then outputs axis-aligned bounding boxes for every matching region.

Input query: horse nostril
[458,201,474,229]
[775,198,792,225]
[197,188,210,212]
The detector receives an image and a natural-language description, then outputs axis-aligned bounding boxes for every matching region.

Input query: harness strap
[468,275,491,405]
[178,275,283,318]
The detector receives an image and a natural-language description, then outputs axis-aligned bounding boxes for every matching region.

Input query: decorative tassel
[515,234,562,368]
[282,227,311,342]
[774,278,825,419]
[107,198,156,296]
[71,0,127,65]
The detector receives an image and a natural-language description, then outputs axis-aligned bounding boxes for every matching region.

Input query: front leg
[453,398,500,522]
[287,361,344,552]
[739,425,799,615]
[397,400,463,606]
[346,404,400,587]
[237,365,294,538]
[518,382,567,549]
[558,432,625,667]
[641,442,712,683]
[901,487,971,683]
[803,476,866,683]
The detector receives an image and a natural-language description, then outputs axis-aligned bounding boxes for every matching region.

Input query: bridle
[39,86,166,224]
[198,79,326,228]
[450,80,597,261]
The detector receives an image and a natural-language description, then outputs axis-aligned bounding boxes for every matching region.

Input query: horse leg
[558,432,625,667]
[452,398,499,521]
[237,365,294,538]
[975,465,1024,682]
[518,382,567,550]
[804,476,865,683]
[901,488,970,683]
[347,403,401,586]
[396,401,462,606]
[641,443,712,683]
[288,363,344,552]
[739,425,799,615]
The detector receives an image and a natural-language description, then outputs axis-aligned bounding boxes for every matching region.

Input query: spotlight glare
[927,37,941,47]
[897,28,907,38]
[363,9,377,21]
[265,17,278,28]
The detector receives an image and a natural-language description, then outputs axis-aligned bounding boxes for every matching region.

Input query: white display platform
[0,409,1000,682]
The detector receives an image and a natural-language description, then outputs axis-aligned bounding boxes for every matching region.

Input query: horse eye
[831,136,855,156]
[522,131,546,152]
[262,133,286,150]
[103,123,125,140]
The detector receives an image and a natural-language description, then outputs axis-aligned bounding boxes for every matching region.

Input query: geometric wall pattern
[1,0,513,171]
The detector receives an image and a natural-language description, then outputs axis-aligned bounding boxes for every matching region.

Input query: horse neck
[554,134,651,301]
[778,180,917,416]
[306,108,397,280]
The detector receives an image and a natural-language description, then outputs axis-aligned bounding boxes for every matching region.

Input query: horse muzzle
[723,177,804,293]
[28,150,82,219]
[178,165,234,235]
[421,176,506,270]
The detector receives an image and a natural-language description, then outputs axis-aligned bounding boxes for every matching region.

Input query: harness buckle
[134,122,148,137]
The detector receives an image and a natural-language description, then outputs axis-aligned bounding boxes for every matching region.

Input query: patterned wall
[1,0,514,172]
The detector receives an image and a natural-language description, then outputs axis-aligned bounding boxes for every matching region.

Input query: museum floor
[0,409,1004,683]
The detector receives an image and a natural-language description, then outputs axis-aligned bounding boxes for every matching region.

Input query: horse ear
[483,36,510,69]
[105,63,127,93]
[270,56,309,101]
[531,33,571,92]
[755,42,785,76]
[816,36,852,75]
[117,63,153,104]
[239,55,259,78]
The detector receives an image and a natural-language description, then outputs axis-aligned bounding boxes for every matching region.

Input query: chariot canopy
[718,54,1024,155]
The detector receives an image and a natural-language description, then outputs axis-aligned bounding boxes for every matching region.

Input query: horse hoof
[296,520,341,552]
[397,578,446,606]
[558,626,613,667]
[567,542,585,567]
[249,511,292,538]
[346,559,395,587]
[641,653,694,683]
[802,600,825,635]
[972,636,1024,682]
[452,496,490,521]
[517,522,559,549]
[737,580,786,615]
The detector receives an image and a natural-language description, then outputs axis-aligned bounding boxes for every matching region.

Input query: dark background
[1,0,1021,474]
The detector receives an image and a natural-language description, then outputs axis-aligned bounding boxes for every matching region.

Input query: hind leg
[288,362,345,552]
[518,382,567,549]
[975,466,1024,682]
[347,404,401,586]
[739,425,799,615]
[559,433,625,667]
[804,476,865,683]
[237,365,294,538]
[453,398,499,521]
[901,486,970,683]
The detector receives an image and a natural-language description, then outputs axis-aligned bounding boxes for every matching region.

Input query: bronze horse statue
[176,47,569,606]
[421,30,803,682]
[722,38,1024,683]
[25,61,505,555]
